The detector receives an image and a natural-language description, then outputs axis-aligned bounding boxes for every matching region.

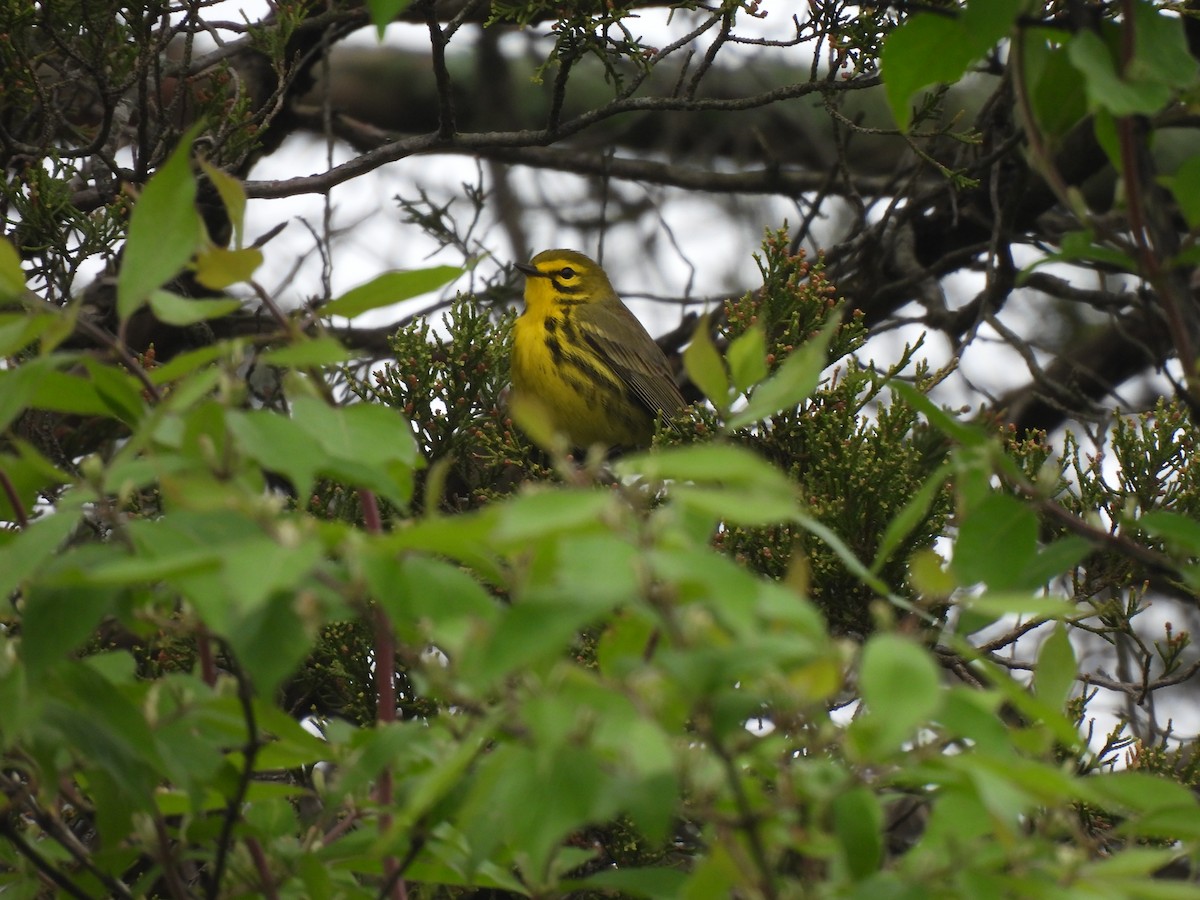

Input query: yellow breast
[511,306,652,448]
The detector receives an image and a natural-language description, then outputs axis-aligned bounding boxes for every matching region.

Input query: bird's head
[515,249,616,309]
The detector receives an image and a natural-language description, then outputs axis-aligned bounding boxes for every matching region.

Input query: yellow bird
[512,249,686,449]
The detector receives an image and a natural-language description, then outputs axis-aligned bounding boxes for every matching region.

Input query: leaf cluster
[361,294,551,513]
[690,232,954,635]
[5,3,1200,895]
[4,190,1200,898]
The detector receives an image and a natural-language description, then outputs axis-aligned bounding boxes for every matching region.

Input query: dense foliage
[2,1,1200,897]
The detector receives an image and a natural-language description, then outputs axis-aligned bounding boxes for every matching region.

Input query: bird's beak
[514,261,545,278]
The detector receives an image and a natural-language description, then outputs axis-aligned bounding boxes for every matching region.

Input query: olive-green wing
[577,300,686,426]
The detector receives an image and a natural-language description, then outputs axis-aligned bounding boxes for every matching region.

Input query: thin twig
[0,818,95,900]
[423,0,456,139]
[206,653,263,900]
[246,837,281,900]
[359,487,404,900]
[0,771,134,899]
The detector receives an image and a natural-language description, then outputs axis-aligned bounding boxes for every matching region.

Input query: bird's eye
[559,267,576,279]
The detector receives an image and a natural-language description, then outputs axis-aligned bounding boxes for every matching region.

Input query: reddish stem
[359,488,405,900]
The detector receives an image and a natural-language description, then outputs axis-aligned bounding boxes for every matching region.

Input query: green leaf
[241,794,300,840]
[957,592,1077,623]
[1018,534,1090,590]
[0,362,111,420]
[147,290,243,326]
[198,159,250,247]
[219,535,326,612]
[959,0,1024,42]
[258,336,354,368]
[228,403,395,504]
[192,246,263,290]
[117,125,204,319]
[1084,771,1198,820]
[909,782,994,855]
[147,341,241,385]
[1117,806,1200,842]
[597,610,658,679]
[0,509,79,603]
[21,567,121,678]
[725,323,768,394]
[1139,509,1200,553]
[578,867,687,899]
[0,362,37,433]
[226,592,313,694]
[622,442,803,525]
[726,311,841,429]
[1067,27,1172,117]
[542,533,642,610]
[82,358,146,425]
[682,315,730,414]
[1162,155,1200,230]
[86,547,223,586]
[850,634,942,758]
[366,0,414,38]
[1020,228,1139,280]
[0,236,25,303]
[651,544,825,645]
[938,687,1013,754]
[679,844,740,899]
[31,374,110,419]
[1088,772,1199,814]
[1070,30,1142,115]
[833,787,883,881]
[891,381,987,447]
[1129,0,1198,92]
[464,600,602,690]
[1171,244,1200,268]
[458,742,613,884]
[401,851,530,896]
[881,0,1022,130]
[385,506,502,579]
[0,442,70,524]
[1021,30,1089,140]
[124,510,260,627]
[965,751,1079,809]
[290,396,422,506]
[253,704,332,769]
[952,493,1038,590]
[0,311,58,356]
[492,488,617,545]
[367,552,499,653]
[910,548,957,600]
[1078,848,1191,880]
[1092,107,1123,172]
[157,369,225,422]
[402,717,500,832]
[671,484,799,526]
[617,441,795,496]
[970,655,1084,751]
[882,15,970,131]
[47,661,164,803]
[1032,623,1075,711]
[321,266,462,320]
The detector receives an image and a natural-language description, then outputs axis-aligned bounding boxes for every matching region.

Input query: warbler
[512,249,686,449]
